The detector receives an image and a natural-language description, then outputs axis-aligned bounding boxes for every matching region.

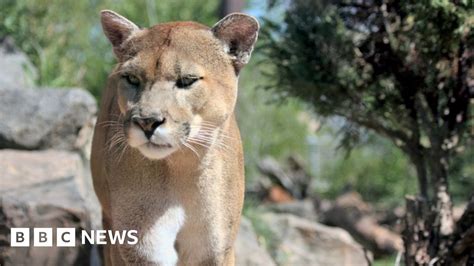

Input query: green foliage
[449,143,474,203]
[317,126,473,205]
[262,0,472,138]
[237,58,311,182]
[262,0,473,202]
[373,255,399,266]
[1,0,98,89]
[0,0,219,97]
[319,131,418,206]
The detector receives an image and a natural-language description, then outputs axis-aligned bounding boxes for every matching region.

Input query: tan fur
[91,10,258,266]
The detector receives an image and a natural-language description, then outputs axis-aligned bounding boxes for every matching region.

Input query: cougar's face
[101,11,258,160]
[115,26,237,160]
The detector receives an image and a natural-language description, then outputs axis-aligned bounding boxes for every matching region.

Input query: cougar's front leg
[222,248,235,266]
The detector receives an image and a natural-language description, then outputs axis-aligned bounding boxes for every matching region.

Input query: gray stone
[236,217,276,266]
[0,88,97,150]
[0,37,37,90]
[261,213,372,266]
[0,149,101,228]
[0,149,101,266]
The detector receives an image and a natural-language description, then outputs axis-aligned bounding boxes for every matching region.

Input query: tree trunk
[403,196,431,265]
[408,151,429,199]
[403,149,456,265]
[428,153,455,262]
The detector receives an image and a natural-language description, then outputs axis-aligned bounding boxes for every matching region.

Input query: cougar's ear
[100,10,139,58]
[212,13,259,74]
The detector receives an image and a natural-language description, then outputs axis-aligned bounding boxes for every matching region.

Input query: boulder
[0,149,101,266]
[0,88,97,150]
[0,37,37,90]
[235,217,275,266]
[261,213,372,266]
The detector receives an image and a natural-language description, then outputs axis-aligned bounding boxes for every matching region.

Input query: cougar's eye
[123,74,140,87]
[176,76,201,89]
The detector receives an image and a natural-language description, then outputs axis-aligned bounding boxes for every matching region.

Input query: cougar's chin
[136,143,177,160]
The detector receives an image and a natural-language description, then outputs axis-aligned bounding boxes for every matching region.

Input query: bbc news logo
[10,228,138,247]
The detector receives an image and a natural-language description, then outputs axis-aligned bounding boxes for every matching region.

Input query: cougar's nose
[132,116,166,139]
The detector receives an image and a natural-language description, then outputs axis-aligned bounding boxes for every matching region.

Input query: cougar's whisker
[182,141,200,158]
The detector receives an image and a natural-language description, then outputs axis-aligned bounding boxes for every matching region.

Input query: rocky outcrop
[235,217,276,266]
[0,88,96,150]
[0,149,101,265]
[261,213,372,266]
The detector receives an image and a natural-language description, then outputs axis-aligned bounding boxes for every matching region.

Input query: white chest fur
[138,205,186,266]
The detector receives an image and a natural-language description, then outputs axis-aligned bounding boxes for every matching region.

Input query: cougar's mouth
[147,142,172,149]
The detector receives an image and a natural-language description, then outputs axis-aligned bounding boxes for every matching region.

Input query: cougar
[90,9,259,266]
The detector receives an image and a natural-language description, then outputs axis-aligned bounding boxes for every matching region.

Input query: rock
[0,88,97,150]
[0,149,101,266]
[266,199,317,221]
[258,157,298,199]
[257,155,313,201]
[0,199,92,266]
[235,217,276,266]
[261,213,372,266]
[0,149,101,228]
[0,37,37,90]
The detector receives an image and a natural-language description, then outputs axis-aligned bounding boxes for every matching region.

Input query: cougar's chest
[138,204,186,266]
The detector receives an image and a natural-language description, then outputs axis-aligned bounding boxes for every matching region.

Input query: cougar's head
[101,10,258,160]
